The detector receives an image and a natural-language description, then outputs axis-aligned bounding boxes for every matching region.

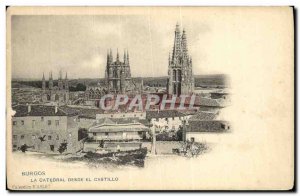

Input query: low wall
[142,141,182,154]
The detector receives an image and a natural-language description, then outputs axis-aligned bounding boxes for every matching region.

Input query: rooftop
[187,120,230,133]
[13,104,68,117]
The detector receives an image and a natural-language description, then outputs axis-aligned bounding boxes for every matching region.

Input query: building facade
[12,104,81,153]
[105,49,132,94]
[167,23,194,95]
[41,71,69,105]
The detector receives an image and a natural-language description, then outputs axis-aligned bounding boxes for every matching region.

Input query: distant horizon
[11,74,229,81]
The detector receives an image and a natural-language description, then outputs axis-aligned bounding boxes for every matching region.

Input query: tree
[76,83,86,91]
[58,141,68,154]
[176,126,183,141]
[20,144,29,153]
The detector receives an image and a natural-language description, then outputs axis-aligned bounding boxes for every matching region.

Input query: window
[21,135,24,139]
[165,118,168,122]
[172,117,175,120]
[56,135,59,140]
[105,132,109,136]
[48,120,51,125]
[32,120,35,128]
[93,133,96,136]
[55,120,59,126]
[13,135,17,140]
[13,145,17,148]
[41,117,44,121]
[13,121,17,126]
[111,115,113,117]
[48,136,52,140]
[21,120,24,125]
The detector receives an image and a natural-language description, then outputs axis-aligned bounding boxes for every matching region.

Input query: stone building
[41,71,69,105]
[105,49,133,94]
[167,23,194,95]
[11,104,82,153]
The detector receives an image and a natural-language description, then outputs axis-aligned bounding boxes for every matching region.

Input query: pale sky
[11,7,283,79]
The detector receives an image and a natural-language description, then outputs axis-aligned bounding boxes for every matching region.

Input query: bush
[58,142,68,154]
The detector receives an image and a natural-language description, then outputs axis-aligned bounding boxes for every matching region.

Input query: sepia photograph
[6,6,294,191]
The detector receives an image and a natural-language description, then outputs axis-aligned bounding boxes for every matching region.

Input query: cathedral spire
[109,49,113,62]
[65,72,69,90]
[127,50,129,64]
[123,50,126,64]
[172,23,182,62]
[116,48,119,62]
[107,49,110,65]
[49,71,53,90]
[42,72,46,90]
[181,28,188,59]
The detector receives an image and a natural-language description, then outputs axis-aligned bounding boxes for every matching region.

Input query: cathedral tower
[105,49,132,94]
[167,23,194,95]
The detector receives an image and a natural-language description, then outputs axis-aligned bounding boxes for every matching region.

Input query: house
[84,117,150,152]
[88,118,149,141]
[11,104,81,153]
[185,119,231,143]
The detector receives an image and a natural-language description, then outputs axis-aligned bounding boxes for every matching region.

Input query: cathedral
[41,71,69,104]
[105,49,132,94]
[167,23,194,95]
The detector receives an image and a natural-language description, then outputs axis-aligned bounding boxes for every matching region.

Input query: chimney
[28,104,31,113]
[55,106,58,114]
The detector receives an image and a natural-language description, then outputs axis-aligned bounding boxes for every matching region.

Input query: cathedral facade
[105,49,132,94]
[167,24,194,95]
[41,71,69,105]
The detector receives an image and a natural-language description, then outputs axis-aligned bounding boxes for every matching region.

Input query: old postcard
[6,6,294,191]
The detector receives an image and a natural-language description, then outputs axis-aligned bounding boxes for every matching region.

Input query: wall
[150,115,191,132]
[185,132,230,144]
[96,111,146,119]
[89,131,142,141]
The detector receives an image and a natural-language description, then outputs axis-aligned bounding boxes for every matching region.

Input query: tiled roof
[12,105,68,117]
[146,110,186,119]
[195,97,228,107]
[187,120,230,133]
[89,117,150,133]
[189,111,219,121]
[59,106,104,119]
